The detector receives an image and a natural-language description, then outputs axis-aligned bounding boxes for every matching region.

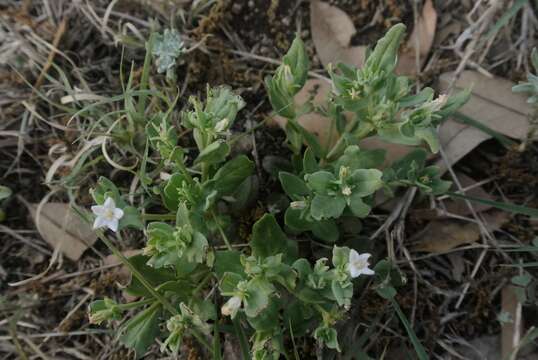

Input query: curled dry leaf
[310,0,437,75]
[270,78,414,164]
[310,0,366,68]
[29,202,97,261]
[411,210,510,253]
[396,0,437,75]
[437,71,531,171]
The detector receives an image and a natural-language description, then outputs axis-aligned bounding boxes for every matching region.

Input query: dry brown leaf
[396,0,437,75]
[437,71,531,171]
[271,79,415,162]
[29,202,96,261]
[442,173,493,215]
[310,0,366,68]
[411,211,509,253]
[310,0,437,75]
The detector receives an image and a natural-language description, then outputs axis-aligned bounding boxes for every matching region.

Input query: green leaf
[331,280,353,307]
[311,219,339,243]
[348,193,371,218]
[303,147,319,173]
[279,171,310,197]
[91,176,123,207]
[247,298,280,332]
[125,255,177,297]
[250,214,288,258]
[0,186,12,201]
[119,206,144,230]
[215,250,245,278]
[332,246,350,269]
[390,298,429,360]
[119,304,161,358]
[163,173,186,211]
[244,277,274,317]
[212,155,254,196]
[335,145,386,170]
[306,171,335,193]
[183,232,208,263]
[310,194,346,220]
[194,140,230,165]
[512,274,532,287]
[152,29,184,73]
[219,272,244,294]
[365,23,406,73]
[350,169,383,197]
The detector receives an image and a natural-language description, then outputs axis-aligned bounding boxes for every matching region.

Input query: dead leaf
[310,0,437,75]
[437,71,531,171]
[442,173,493,215]
[29,202,97,261]
[411,211,509,253]
[310,0,366,68]
[396,0,437,75]
[271,79,414,163]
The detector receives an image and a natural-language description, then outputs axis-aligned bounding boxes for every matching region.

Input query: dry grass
[1,0,537,359]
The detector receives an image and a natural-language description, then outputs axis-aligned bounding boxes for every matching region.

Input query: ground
[1,0,538,359]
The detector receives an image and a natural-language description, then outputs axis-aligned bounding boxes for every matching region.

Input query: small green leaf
[0,186,12,201]
[244,277,274,317]
[194,140,230,165]
[350,169,383,197]
[303,147,319,173]
[279,171,310,197]
[310,194,346,220]
[119,206,144,230]
[215,250,245,278]
[250,214,288,258]
[212,155,254,196]
[512,274,532,287]
[306,171,335,193]
[119,304,161,358]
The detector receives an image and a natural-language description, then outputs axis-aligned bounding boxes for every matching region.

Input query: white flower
[91,197,124,232]
[290,200,307,210]
[341,186,352,196]
[348,250,374,278]
[214,118,230,132]
[221,296,242,318]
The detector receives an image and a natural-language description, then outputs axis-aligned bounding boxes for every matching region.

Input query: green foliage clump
[83,25,469,359]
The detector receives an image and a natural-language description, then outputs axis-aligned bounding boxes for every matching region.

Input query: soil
[1,0,538,359]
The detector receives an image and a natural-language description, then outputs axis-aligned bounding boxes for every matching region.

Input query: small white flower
[348,249,374,278]
[91,197,124,232]
[221,296,242,318]
[214,118,230,132]
[290,200,307,210]
[341,186,352,196]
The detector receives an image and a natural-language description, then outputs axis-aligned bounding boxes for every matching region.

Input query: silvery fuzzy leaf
[152,29,184,74]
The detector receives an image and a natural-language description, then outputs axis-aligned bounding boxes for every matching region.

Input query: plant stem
[211,211,233,251]
[142,213,176,221]
[96,231,178,315]
[116,298,154,310]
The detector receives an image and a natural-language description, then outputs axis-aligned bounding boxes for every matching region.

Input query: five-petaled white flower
[221,296,242,318]
[91,197,124,232]
[348,249,374,278]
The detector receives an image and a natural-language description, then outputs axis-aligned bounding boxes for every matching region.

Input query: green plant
[82,25,469,359]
